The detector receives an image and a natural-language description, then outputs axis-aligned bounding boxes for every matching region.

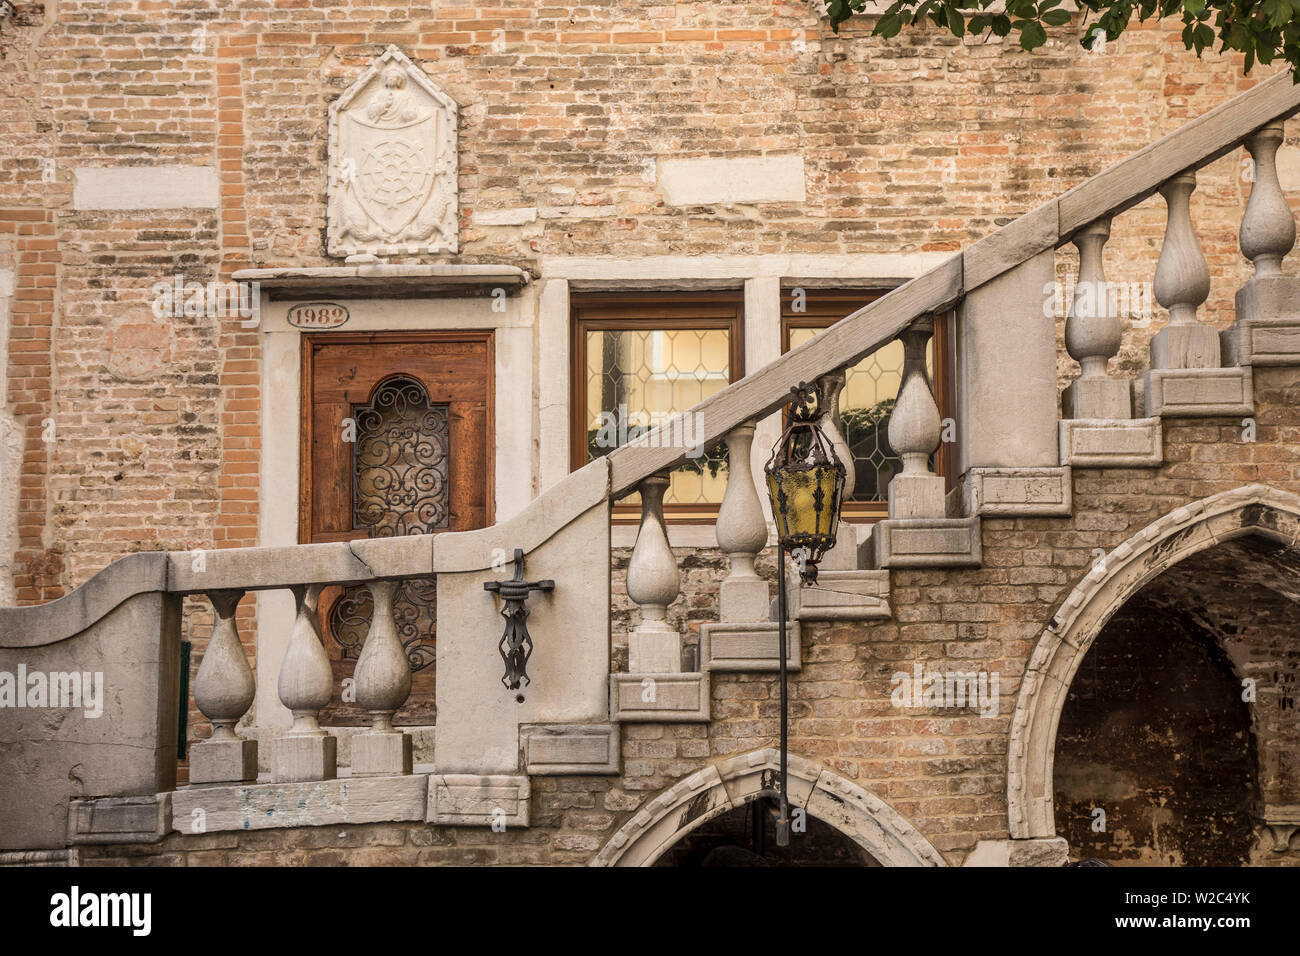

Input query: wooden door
[300,331,493,726]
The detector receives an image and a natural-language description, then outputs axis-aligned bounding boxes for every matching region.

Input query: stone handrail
[0,460,607,647]
[606,69,1300,499]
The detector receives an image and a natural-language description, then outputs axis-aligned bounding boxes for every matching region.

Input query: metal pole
[776,541,790,847]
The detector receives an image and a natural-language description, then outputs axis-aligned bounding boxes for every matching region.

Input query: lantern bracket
[484,548,554,693]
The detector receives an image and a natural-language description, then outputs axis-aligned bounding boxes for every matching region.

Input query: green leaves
[826,0,1300,81]
[1019,19,1049,47]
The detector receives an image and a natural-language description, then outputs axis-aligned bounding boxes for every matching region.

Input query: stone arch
[1008,483,1300,839]
[591,748,946,867]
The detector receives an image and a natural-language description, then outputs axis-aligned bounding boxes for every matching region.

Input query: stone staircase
[609,102,1300,725]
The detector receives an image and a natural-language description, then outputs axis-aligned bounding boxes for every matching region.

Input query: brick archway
[1007,484,1300,840]
[591,748,946,867]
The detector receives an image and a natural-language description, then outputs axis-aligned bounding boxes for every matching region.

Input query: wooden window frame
[570,292,745,524]
[298,329,496,544]
[780,289,956,521]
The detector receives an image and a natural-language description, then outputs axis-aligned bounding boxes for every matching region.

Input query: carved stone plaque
[328,45,458,258]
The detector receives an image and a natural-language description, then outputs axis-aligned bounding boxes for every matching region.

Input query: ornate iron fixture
[764,380,846,846]
[484,549,554,694]
[764,381,847,586]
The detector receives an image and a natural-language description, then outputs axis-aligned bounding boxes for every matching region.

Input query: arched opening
[1009,485,1300,864]
[592,748,945,867]
[653,799,881,866]
[1053,539,1275,865]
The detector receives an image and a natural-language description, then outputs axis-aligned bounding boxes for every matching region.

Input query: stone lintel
[520,723,620,775]
[69,794,172,845]
[428,774,530,827]
[871,517,981,569]
[170,774,427,833]
[610,672,710,722]
[794,569,892,622]
[1059,417,1163,467]
[700,621,801,671]
[231,264,531,300]
[1143,367,1253,418]
[960,467,1072,517]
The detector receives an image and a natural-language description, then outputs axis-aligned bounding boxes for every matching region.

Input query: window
[571,293,744,521]
[781,289,953,518]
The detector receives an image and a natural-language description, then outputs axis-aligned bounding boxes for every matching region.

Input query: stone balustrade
[191,577,416,786]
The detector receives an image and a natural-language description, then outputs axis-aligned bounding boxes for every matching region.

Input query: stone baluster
[1152,170,1218,369]
[1063,217,1130,419]
[273,583,337,782]
[1224,120,1300,368]
[715,423,769,622]
[190,590,257,784]
[887,317,945,519]
[351,580,413,775]
[626,473,681,672]
[1241,121,1295,277]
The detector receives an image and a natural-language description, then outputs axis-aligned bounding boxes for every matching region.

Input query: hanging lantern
[764,381,846,586]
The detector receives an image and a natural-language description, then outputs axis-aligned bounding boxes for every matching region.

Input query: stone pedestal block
[818,529,861,571]
[68,794,171,845]
[350,731,413,777]
[871,516,981,569]
[1059,418,1163,467]
[189,737,258,785]
[610,672,709,722]
[700,622,800,672]
[428,774,530,827]
[961,467,1071,517]
[520,723,620,775]
[888,473,948,520]
[1223,275,1300,365]
[627,625,682,673]
[793,569,892,622]
[1150,322,1221,369]
[718,575,771,622]
[1143,367,1253,417]
[272,733,337,783]
[1062,376,1131,420]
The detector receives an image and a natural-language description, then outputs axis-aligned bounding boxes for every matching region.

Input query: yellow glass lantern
[764,381,846,586]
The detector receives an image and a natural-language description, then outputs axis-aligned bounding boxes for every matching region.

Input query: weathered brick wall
[0,3,1289,603]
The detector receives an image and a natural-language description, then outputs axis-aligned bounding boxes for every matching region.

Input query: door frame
[297,329,496,545]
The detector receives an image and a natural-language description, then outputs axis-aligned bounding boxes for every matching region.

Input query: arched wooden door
[300,330,493,725]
